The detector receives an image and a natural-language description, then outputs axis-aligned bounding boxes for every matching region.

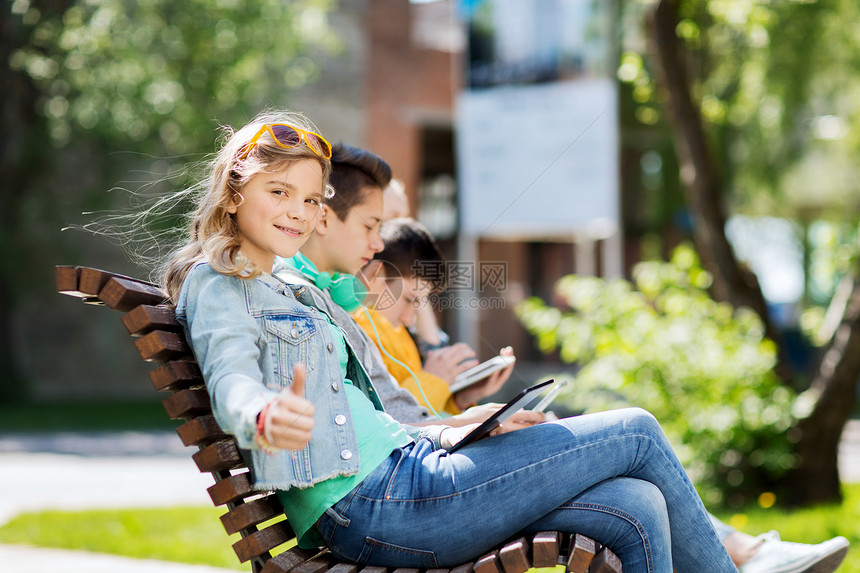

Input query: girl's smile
[275,224,304,237]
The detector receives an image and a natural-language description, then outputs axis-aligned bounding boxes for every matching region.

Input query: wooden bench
[56,265,623,573]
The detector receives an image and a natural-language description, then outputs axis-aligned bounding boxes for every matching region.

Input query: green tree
[613,0,860,505]
[1,0,336,401]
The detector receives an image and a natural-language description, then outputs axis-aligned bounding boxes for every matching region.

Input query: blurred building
[296,0,622,378]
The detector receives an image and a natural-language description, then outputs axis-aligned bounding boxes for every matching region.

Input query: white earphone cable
[359,305,442,418]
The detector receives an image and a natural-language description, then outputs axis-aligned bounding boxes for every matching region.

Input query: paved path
[0,544,241,573]
[0,431,214,525]
[0,431,236,573]
[1,421,859,573]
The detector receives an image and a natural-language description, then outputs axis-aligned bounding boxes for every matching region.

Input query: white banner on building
[456,78,618,239]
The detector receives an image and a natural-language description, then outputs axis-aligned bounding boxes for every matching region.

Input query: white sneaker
[739,531,850,573]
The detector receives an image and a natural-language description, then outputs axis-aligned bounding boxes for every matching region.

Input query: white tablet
[450,354,516,393]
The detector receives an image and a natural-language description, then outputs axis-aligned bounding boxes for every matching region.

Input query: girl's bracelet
[254,401,279,456]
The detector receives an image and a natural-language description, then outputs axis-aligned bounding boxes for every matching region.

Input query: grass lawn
[1,485,858,572]
[0,506,246,570]
[0,400,175,433]
[709,484,860,572]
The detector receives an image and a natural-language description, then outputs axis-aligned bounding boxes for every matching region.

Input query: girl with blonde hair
[161,110,334,302]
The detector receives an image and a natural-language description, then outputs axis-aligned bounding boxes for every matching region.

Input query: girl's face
[318,186,384,274]
[227,158,325,273]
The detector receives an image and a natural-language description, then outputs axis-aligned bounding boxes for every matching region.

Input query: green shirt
[277,317,411,548]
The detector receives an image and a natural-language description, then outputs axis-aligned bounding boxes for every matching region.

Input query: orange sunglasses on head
[238,123,333,160]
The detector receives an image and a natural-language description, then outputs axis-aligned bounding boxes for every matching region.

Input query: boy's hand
[264,363,316,451]
[452,347,515,408]
[424,343,478,383]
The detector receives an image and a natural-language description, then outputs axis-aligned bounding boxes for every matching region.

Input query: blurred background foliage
[10,0,336,154]
[589,0,860,506]
[518,244,796,506]
[618,0,860,313]
[620,0,860,221]
[1,0,338,401]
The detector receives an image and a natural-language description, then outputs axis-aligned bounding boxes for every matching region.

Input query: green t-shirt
[277,317,411,548]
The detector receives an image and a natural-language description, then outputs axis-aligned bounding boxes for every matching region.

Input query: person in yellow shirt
[354,217,513,415]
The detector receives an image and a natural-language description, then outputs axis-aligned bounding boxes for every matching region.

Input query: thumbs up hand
[262,362,316,451]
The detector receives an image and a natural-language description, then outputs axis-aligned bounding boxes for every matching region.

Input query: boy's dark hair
[328,142,392,221]
[376,217,446,291]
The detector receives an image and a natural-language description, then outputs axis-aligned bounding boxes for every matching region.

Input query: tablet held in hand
[450,354,517,393]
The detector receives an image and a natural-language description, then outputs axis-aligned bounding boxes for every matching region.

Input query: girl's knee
[576,477,668,536]
[572,478,671,569]
[622,479,668,531]
[620,407,662,435]
[604,478,671,565]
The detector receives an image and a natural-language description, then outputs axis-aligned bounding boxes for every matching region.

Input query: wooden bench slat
[82,267,157,296]
[162,387,211,420]
[357,567,388,573]
[233,520,295,563]
[150,360,203,392]
[221,496,284,535]
[589,548,622,573]
[56,266,87,297]
[80,267,117,296]
[259,545,322,573]
[325,564,360,573]
[123,304,181,336]
[177,414,228,447]
[194,440,245,473]
[498,537,529,573]
[100,276,167,311]
[208,472,255,506]
[391,569,419,573]
[448,564,473,573]
[135,330,190,362]
[293,556,336,573]
[473,551,501,573]
[567,534,597,573]
[532,531,559,568]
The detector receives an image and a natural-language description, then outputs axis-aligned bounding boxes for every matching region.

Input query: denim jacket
[274,260,434,424]
[176,263,398,491]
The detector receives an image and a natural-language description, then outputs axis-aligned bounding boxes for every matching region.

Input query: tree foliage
[605,0,860,505]
[9,0,337,156]
[620,0,860,220]
[518,245,796,507]
[1,0,337,400]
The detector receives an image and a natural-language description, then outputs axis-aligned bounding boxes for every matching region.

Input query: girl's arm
[182,269,280,449]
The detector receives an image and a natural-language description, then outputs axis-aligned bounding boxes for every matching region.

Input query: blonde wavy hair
[159,110,334,303]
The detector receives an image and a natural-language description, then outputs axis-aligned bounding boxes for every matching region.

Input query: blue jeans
[316,408,738,573]
[709,513,736,540]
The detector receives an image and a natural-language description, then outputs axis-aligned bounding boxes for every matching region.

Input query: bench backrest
[56,265,322,573]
